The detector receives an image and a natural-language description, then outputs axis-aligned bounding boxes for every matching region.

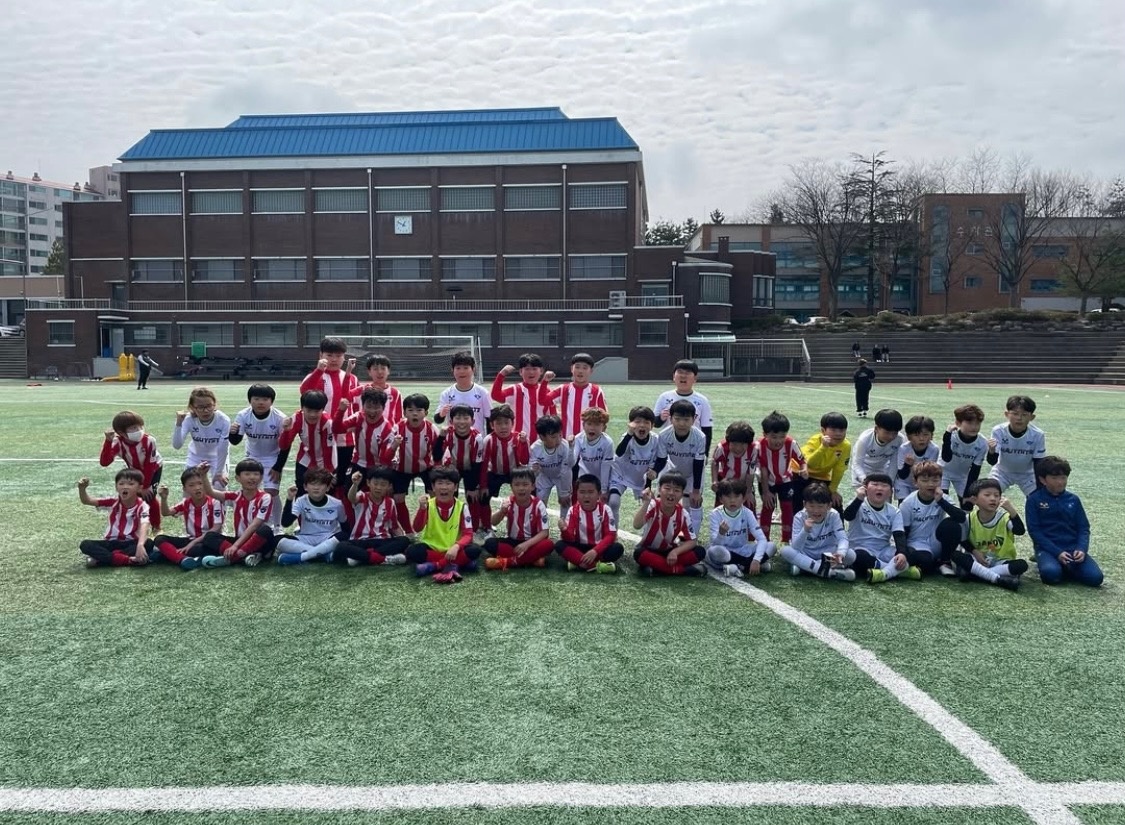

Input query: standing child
[780,481,853,580]
[653,399,707,536]
[153,467,225,570]
[899,460,966,578]
[435,350,490,433]
[632,473,705,576]
[172,387,231,490]
[335,467,410,567]
[653,359,714,453]
[300,337,360,489]
[800,412,850,509]
[841,473,918,584]
[335,388,395,478]
[480,404,531,527]
[555,474,623,573]
[276,468,348,565]
[491,353,556,442]
[384,393,442,532]
[939,404,989,508]
[986,395,1047,497]
[274,390,338,498]
[229,384,286,530]
[438,404,488,534]
[198,459,277,568]
[705,479,774,578]
[853,359,875,417]
[894,415,938,503]
[348,354,403,424]
[484,466,554,570]
[571,407,614,496]
[77,470,152,568]
[1025,457,1103,587]
[100,409,164,530]
[406,466,483,583]
[848,408,903,492]
[547,352,607,441]
[529,415,572,521]
[607,406,660,526]
[949,478,1028,590]
[756,411,809,544]
[711,421,758,512]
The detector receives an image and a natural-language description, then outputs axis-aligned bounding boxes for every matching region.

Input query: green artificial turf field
[0,377,1120,822]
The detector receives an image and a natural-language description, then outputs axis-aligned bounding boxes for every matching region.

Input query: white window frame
[568,181,628,210]
[376,256,432,282]
[250,188,305,215]
[568,253,627,281]
[502,183,562,211]
[698,271,732,306]
[191,258,243,282]
[563,320,623,348]
[252,257,306,282]
[239,321,299,347]
[439,185,496,213]
[304,321,365,345]
[440,255,497,282]
[313,187,369,214]
[503,254,561,281]
[131,258,185,283]
[177,321,235,348]
[496,321,560,348]
[635,319,670,348]
[47,320,75,347]
[314,257,369,282]
[374,186,430,214]
[189,189,242,215]
[128,190,182,217]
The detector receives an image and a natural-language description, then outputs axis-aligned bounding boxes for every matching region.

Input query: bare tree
[873,169,929,312]
[848,151,897,314]
[1056,181,1125,313]
[777,160,867,319]
[957,147,1003,193]
[922,199,978,315]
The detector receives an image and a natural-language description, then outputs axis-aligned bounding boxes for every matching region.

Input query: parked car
[802,316,830,326]
[0,324,23,337]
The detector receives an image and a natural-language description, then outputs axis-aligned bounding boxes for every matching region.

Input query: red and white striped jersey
[712,440,759,483]
[349,382,403,425]
[491,376,556,441]
[502,495,549,541]
[387,419,440,474]
[339,411,394,469]
[549,382,607,439]
[170,496,225,538]
[441,428,484,472]
[482,432,530,477]
[350,492,400,540]
[279,411,338,471]
[562,501,616,546]
[96,497,150,540]
[757,436,806,486]
[300,368,360,446]
[220,489,273,535]
[99,434,163,487]
[639,499,692,551]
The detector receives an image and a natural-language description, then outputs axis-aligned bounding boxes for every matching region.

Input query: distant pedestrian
[851,341,861,360]
[853,359,875,418]
[871,345,882,364]
[136,350,159,390]
[880,343,891,364]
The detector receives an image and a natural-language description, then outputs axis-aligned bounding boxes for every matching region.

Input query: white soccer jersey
[96,497,150,540]
[530,440,572,496]
[173,411,232,479]
[289,495,348,545]
[233,407,286,464]
[900,491,955,552]
[502,495,550,541]
[894,442,940,500]
[989,423,1047,477]
[350,493,400,540]
[438,383,491,433]
[562,502,616,546]
[708,506,768,557]
[170,496,225,538]
[846,500,903,560]
[572,432,614,490]
[789,509,849,559]
[939,431,989,495]
[610,433,660,494]
[656,425,707,492]
[849,427,904,488]
[654,390,713,427]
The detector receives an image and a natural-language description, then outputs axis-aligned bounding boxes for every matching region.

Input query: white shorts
[536,472,572,500]
[988,467,1036,496]
[608,471,646,499]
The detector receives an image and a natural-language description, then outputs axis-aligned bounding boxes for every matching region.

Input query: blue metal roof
[226,107,568,128]
[119,118,638,161]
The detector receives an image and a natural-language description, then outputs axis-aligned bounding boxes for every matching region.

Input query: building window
[504,185,561,210]
[305,322,363,344]
[28,233,49,242]
[442,257,495,281]
[132,260,184,282]
[28,200,47,210]
[774,279,819,300]
[640,282,672,306]
[375,187,429,213]
[368,322,427,346]
[1,197,26,213]
[253,259,305,281]
[47,321,75,346]
[440,186,494,211]
[1032,244,1069,259]
[965,276,982,288]
[251,189,304,214]
[569,183,627,210]
[564,322,622,348]
[708,241,762,251]
[569,255,626,280]
[0,231,22,246]
[967,208,985,219]
[432,322,492,348]
[29,249,48,258]
[498,322,559,347]
[699,272,731,304]
[377,257,431,281]
[130,192,181,215]
[315,258,368,281]
[28,217,49,227]
[1030,278,1061,292]
[179,322,234,347]
[504,256,560,280]
[241,323,298,347]
[190,190,241,214]
[314,188,368,213]
[54,221,62,229]
[123,323,172,346]
[636,320,669,347]
[967,243,984,256]
[192,259,243,282]
[770,241,819,269]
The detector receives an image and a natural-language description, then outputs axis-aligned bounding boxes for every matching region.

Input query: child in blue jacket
[1025,456,1103,587]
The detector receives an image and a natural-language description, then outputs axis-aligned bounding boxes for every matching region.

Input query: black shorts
[487,472,513,498]
[392,469,433,496]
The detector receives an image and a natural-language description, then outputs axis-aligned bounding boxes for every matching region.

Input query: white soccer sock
[267,491,282,529]
[608,492,622,524]
[972,560,1000,583]
[689,507,703,538]
[879,559,900,580]
[780,544,819,574]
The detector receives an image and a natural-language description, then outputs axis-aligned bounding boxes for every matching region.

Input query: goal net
[336,335,483,380]
[688,338,811,380]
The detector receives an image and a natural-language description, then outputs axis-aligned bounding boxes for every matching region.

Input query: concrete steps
[0,338,27,379]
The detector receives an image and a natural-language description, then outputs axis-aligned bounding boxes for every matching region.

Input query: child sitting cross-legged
[705,479,774,578]
[77,469,154,568]
[153,466,225,570]
[483,466,555,571]
[197,459,277,568]
[275,468,349,566]
[334,467,411,568]
[406,466,483,584]
[780,481,853,580]
[947,478,1027,591]
[840,473,918,584]
[555,473,624,574]
[632,472,706,577]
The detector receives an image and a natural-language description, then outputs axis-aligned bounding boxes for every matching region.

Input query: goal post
[335,335,483,380]
[688,338,811,380]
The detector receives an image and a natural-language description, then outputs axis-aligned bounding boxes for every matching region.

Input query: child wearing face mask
[100,410,165,530]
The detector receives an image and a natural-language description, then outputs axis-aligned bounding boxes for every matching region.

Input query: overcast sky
[3,0,1123,221]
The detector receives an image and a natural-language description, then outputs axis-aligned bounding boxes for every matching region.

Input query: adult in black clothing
[851,340,861,360]
[871,345,882,363]
[853,359,875,417]
[136,350,158,389]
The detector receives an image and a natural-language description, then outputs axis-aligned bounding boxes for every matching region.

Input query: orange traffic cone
[946,378,953,390]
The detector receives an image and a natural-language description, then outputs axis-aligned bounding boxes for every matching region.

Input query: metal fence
[25,296,685,313]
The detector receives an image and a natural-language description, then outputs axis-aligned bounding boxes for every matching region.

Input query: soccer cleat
[485,557,513,571]
[462,560,479,573]
[276,552,303,566]
[722,564,744,578]
[346,558,361,567]
[595,561,617,574]
[816,559,831,578]
[951,551,974,582]
[789,564,802,576]
[384,554,407,566]
[759,560,771,573]
[532,556,547,568]
[682,562,708,577]
[472,531,489,545]
[201,555,230,568]
[450,567,464,583]
[323,551,335,564]
[432,569,456,584]
[938,563,957,577]
[1008,559,1029,577]
[414,562,438,577]
[148,547,164,564]
[867,568,887,584]
[180,556,202,571]
[639,566,654,577]
[995,575,1021,591]
[243,553,262,567]
[567,561,580,572]
[828,568,857,582]
[85,557,99,568]
[902,566,922,580]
